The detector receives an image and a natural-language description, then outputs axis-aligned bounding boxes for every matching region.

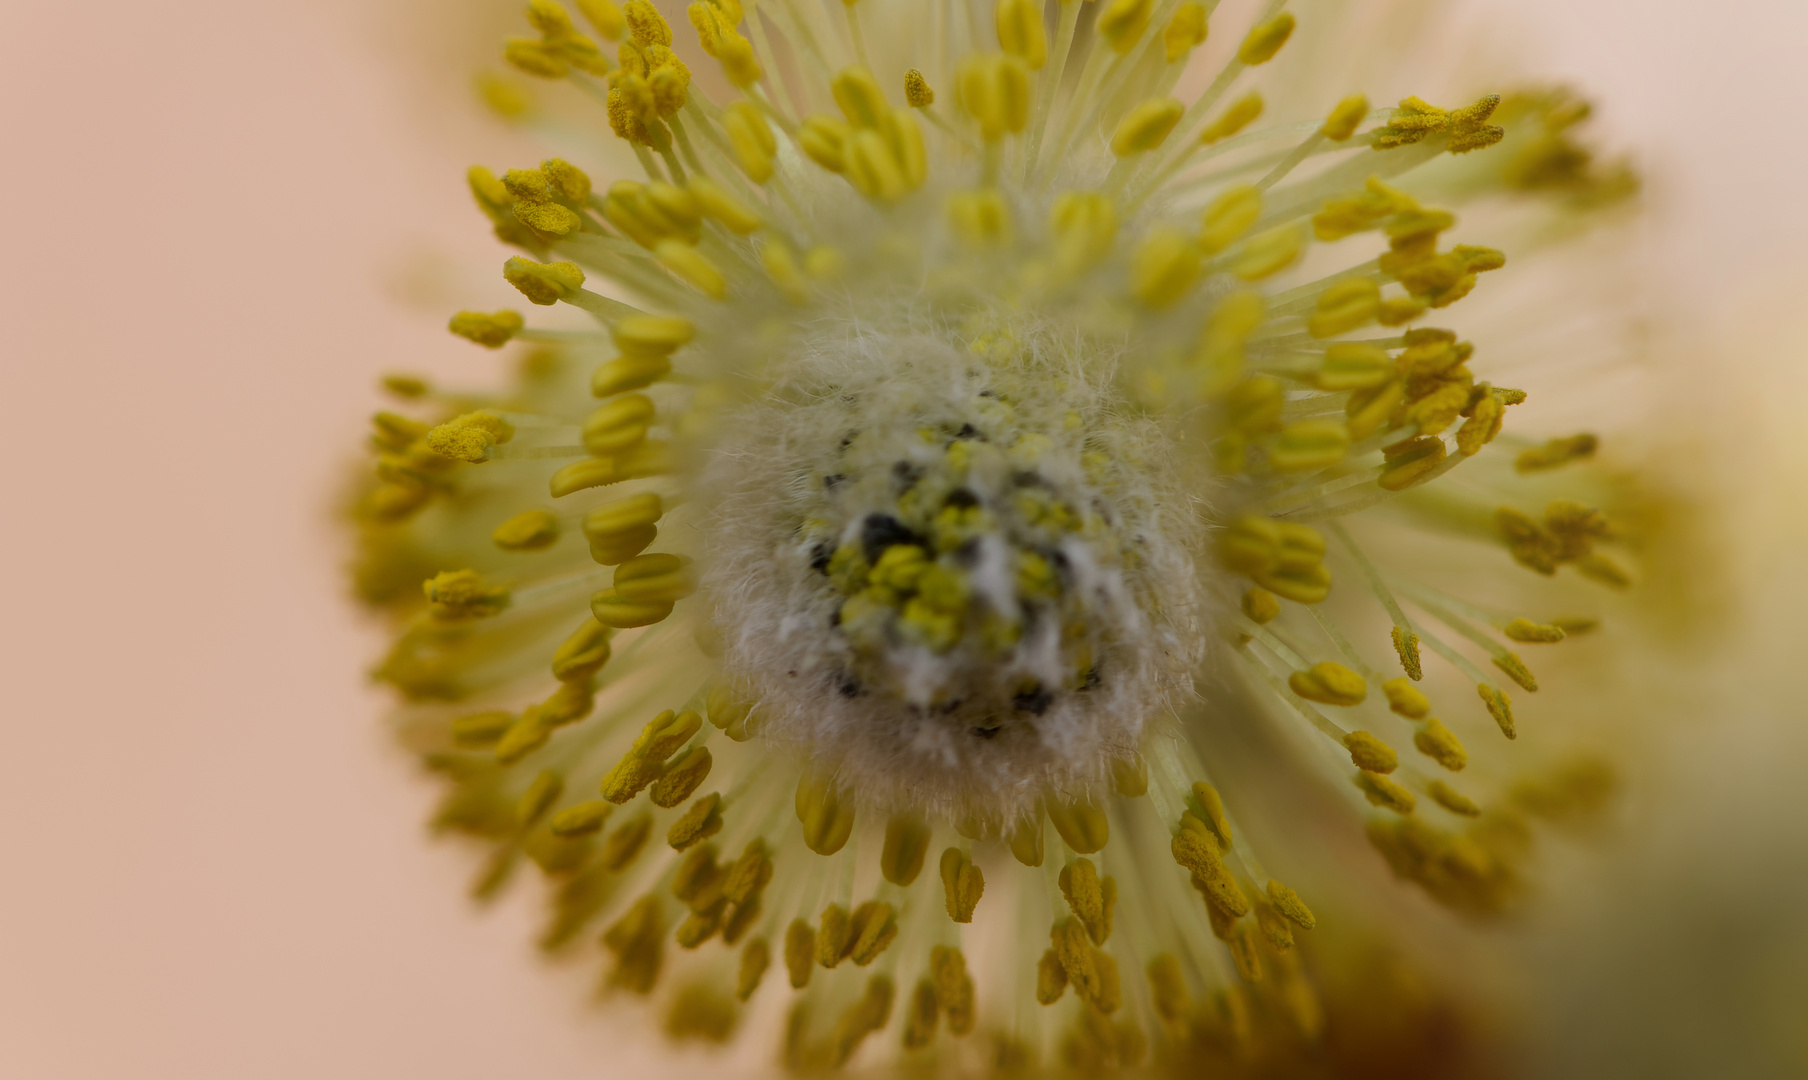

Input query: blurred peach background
[2,0,1804,1078]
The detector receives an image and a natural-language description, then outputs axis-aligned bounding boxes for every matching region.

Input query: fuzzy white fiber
[702,314,1208,824]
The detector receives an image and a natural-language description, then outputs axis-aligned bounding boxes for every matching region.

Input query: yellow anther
[516,768,564,827]
[1110,97,1185,156]
[370,411,430,452]
[956,53,1031,141]
[650,746,712,807]
[1321,94,1368,141]
[1163,2,1207,62]
[426,412,514,463]
[526,0,580,38]
[1050,918,1113,1011]
[1237,11,1294,64]
[538,678,595,728]
[1189,289,1264,392]
[931,946,976,1034]
[882,110,930,190]
[549,799,613,836]
[601,894,663,993]
[1226,920,1262,982]
[629,707,699,762]
[1355,771,1416,814]
[689,3,762,86]
[1036,948,1068,1004]
[379,373,429,399]
[720,840,772,906]
[1288,661,1366,706]
[881,813,932,886]
[1060,858,1116,945]
[1111,757,1149,798]
[1241,587,1280,624]
[1516,433,1598,473]
[685,176,760,234]
[815,903,852,967]
[1198,184,1262,255]
[653,239,727,298]
[1503,617,1565,644]
[903,979,938,1049]
[1381,677,1429,720]
[613,552,695,603]
[996,0,1048,68]
[784,919,815,988]
[493,707,550,763]
[597,812,651,870]
[1392,625,1423,679]
[1478,682,1516,739]
[847,901,899,965]
[903,68,936,107]
[504,257,586,305]
[621,0,672,46]
[1132,227,1200,308]
[1314,342,1392,391]
[1264,879,1315,930]
[1181,783,1229,852]
[827,976,895,1066]
[493,509,560,551]
[504,36,571,79]
[1096,0,1152,53]
[1491,652,1538,693]
[947,189,1012,247]
[1379,295,1428,325]
[721,101,775,182]
[1046,796,1109,854]
[423,569,511,619]
[844,129,910,201]
[591,354,673,398]
[590,586,674,627]
[448,309,525,348]
[576,0,626,39]
[1200,92,1263,144]
[668,791,723,849]
[582,394,655,455]
[1456,392,1504,455]
[737,938,769,1001]
[795,775,856,855]
[831,66,891,128]
[1231,223,1303,280]
[1413,717,1468,771]
[799,114,852,172]
[1050,191,1118,274]
[452,709,514,748]
[1428,779,1480,817]
[1343,731,1399,774]
[1269,418,1351,472]
[1307,278,1381,339]
[939,848,985,922]
[512,194,584,238]
[1378,434,1447,491]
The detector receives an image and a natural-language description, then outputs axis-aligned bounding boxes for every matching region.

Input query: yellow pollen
[1479,682,1516,739]
[785,919,815,988]
[1046,796,1109,854]
[1241,587,1280,624]
[956,53,1031,141]
[795,775,856,855]
[1111,98,1185,156]
[1132,228,1201,308]
[1355,771,1416,814]
[1321,94,1369,141]
[549,800,614,836]
[1095,0,1153,54]
[1414,718,1468,770]
[882,813,933,886]
[448,309,524,348]
[1060,858,1117,945]
[1236,12,1295,65]
[1162,3,1207,63]
[1428,779,1481,816]
[1200,93,1264,145]
[650,745,713,807]
[1382,677,1430,719]
[995,0,1048,69]
[668,791,723,849]
[1516,433,1598,472]
[736,938,769,1001]
[1343,731,1399,773]
[903,68,935,107]
[1504,617,1566,643]
[423,568,511,619]
[1289,661,1366,706]
[939,847,985,922]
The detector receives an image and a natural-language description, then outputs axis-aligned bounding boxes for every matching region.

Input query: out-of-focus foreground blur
[1,0,1804,1077]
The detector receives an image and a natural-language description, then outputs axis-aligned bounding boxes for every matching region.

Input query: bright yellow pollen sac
[1308,279,1381,339]
[1162,2,1207,63]
[995,0,1047,69]
[1504,617,1567,643]
[1321,94,1369,141]
[1199,184,1263,255]
[956,53,1030,141]
[939,848,985,922]
[493,509,561,551]
[422,569,511,620]
[1414,718,1468,771]
[1046,797,1109,854]
[1269,418,1351,472]
[1200,92,1264,144]
[1479,683,1517,739]
[448,309,525,348]
[1111,98,1185,157]
[1517,433,1598,472]
[668,791,724,849]
[1355,771,1416,814]
[1289,661,1367,707]
[1382,677,1430,719]
[504,257,586,305]
[1132,228,1200,308]
[426,412,514,463]
[903,68,935,107]
[1241,587,1280,624]
[1343,731,1399,774]
[1232,224,1304,280]
[947,189,1012,247]
[1095,0,1153,54]
[1428,779,1481,817]
[1236,12,1295,65]
[795,775,856,856]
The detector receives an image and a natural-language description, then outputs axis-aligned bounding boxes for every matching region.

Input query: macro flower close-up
[351,0,1658,1070]
[5,0,1807,1077]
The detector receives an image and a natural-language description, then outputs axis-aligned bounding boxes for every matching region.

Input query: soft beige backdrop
[1,1,1803,1077]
